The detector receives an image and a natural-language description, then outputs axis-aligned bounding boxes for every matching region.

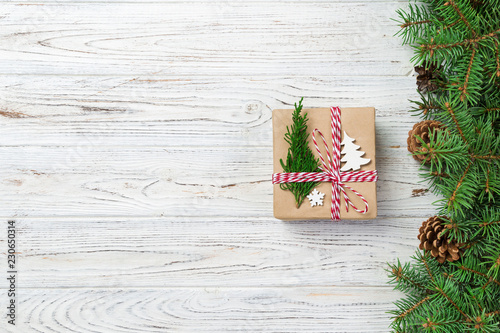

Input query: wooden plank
[0,1,426,332]
[3,0,408,3]
[0,75,421,147]
[0,145,437,218]
[0,2,412,76]
[2,287,401,332]
[4,216,420,288]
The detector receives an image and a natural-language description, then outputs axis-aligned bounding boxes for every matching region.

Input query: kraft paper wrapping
[273,107,377,220]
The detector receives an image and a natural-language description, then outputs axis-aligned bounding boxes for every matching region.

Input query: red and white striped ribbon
[272,106,378,220]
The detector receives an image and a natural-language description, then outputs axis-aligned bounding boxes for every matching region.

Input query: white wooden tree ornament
[340,131,370,172]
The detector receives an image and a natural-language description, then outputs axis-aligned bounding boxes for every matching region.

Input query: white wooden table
[0,1,437,332]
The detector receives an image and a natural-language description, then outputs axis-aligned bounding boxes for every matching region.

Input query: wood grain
[1,287,400,333]
[0,2,412,76]
[3,0,408,2]
[0,75,420,147]
[0,0,430,331]
[0,145,437,218]
[1,216,421,288]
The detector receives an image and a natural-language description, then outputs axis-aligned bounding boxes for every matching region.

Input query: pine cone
[415,62,441,92]
[418,216,461,264]
[407,120,443,163]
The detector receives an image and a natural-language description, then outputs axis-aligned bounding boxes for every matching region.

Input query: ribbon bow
[272,106,378,220]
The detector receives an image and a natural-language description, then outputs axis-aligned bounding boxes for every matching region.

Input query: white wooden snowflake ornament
[307,189,325,207]
[340,131,370,172]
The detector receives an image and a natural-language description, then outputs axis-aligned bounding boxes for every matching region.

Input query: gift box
[273,106,377,220]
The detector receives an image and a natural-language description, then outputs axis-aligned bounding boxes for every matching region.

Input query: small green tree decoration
[388,1,500,332]
[279,98,321,208]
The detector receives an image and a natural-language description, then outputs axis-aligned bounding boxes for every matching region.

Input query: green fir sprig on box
[388,0,500,332]
[279,98,321,208]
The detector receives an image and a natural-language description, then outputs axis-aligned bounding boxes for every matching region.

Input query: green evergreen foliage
[389,1,500,331]
[279,98,321,208]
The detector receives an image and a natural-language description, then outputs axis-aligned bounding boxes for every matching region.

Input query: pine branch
[421,253,436,283]
[444,102,467,143]
[388,262,434,294]
[472,154,500,159]
[394,295,432,320]
[431,171,450,177]
[436,19,460,34]
[494,39,500,77]
[443,0,477,37]
[420,104,441,115]
[401,19,434,29]
[435,286,470,319]
[456,264,500,287]
[447,160,473,208]
[485,309,500,317]
[485,164,491,198]
[469,0,485,9]
[422,27,500,52]
[458,48,477,101]
[279,98,321,208]
[479,219,500,227]
[389,1,500,329]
